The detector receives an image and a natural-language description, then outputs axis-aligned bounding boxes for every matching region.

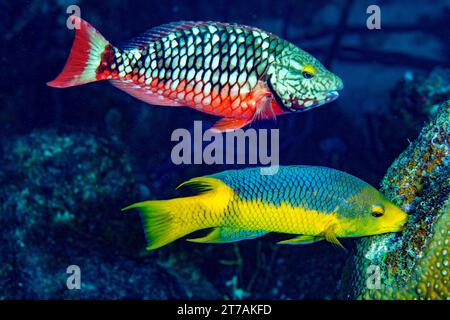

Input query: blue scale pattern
[211,165,371,215]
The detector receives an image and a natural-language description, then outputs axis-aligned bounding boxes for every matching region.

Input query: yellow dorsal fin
[277,235,324,245]
[176,176,223,194]
[323,225,347,251]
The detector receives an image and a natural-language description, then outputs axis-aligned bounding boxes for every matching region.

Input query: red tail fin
[47,17,111,88]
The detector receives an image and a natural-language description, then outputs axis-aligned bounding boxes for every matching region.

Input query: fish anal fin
[323,225,347,251]
[211,118,251,133]
[110,80,183,107]
[277,235,324,245]
[188,227,267,244]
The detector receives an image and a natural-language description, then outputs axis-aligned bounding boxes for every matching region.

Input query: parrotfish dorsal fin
[119,21,278,50]
[119,21,203,49]
[187,227,267,243]
[277,235,324,245]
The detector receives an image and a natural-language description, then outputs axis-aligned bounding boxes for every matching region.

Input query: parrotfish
[123,166,408,250]
[48,17,343,132]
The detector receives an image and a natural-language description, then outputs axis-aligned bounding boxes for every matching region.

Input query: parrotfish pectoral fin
[187,227,267,244]
[323,225,347,251]
[253,94,276,122]
[277,235,324,245]
[110,80,183,107]
[210,118,251,133]
[253,80,275,119]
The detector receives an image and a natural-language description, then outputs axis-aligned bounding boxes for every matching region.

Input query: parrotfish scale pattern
[104,22,286,117]
[212,166,369,217]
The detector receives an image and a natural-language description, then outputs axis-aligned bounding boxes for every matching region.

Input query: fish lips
[314,90,340,107]
[317,90,340,106]
[325,90,339,103]
[378,217,408,233]
[398,217,409,231]
[291,90,340,112]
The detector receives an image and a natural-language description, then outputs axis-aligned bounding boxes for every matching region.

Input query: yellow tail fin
[122,200,194,250]
[123,176,234,250]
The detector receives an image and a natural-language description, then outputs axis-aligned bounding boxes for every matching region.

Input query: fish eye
[371,204,385,218]
[302,65,316,79]
[302,71,314,79]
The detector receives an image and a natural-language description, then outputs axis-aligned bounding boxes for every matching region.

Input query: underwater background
[0,0,449,299]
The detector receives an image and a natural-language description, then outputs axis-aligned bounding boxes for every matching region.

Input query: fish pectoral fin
[251,80,276,123]
[187,227,267,244]
[253,94,275,121]
[323,225,347,251]
[211,118,252,133]
[277,235,324,245]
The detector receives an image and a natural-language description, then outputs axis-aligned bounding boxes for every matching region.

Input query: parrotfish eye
[302,65,317,79]
[371,204,385,218]
[302,71,314,79]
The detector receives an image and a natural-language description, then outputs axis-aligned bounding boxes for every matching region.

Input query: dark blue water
[0,0,449,300]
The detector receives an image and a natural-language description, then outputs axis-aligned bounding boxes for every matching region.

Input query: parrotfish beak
[322,78,344,105]
[312,90,340,108]
[325,91,340,103]
[290,91,340,111]
[390,207,409,232]
[289,79,343,112]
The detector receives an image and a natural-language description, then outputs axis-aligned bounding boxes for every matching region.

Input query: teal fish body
[211,166,370,218]
[205,165,408,241]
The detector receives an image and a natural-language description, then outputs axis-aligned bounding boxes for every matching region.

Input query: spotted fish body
[109,22,283,119]
[124,166,408,250]
[48,17,343,131]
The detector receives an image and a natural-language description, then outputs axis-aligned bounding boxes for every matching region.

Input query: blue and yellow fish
[123,166,408,250]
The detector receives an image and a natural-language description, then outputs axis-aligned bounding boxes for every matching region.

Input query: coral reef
[340,100,449,299]
[0,130,219,299]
